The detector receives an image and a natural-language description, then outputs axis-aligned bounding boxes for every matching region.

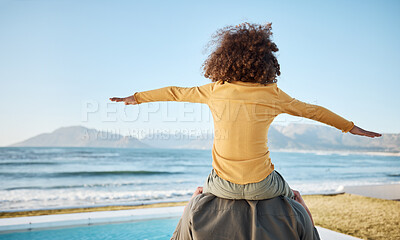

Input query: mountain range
[10,126,148,149]
[9,125,400,153]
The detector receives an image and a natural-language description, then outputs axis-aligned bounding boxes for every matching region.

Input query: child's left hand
[191,187,203,199]
[349,125,382,138]
[109,95,138,105]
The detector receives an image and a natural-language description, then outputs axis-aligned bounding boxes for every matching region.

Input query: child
[110,22,381,201]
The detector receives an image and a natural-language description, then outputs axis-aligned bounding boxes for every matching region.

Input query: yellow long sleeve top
[133,80,354,184]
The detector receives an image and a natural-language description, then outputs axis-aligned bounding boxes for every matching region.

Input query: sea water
[0,147,399,211]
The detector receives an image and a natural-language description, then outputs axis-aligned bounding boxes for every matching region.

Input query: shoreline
[0,201,188,219]
[1,183,399,219]
[1,195,398,240]
[0,192,345,216]
[273,149,400,156]
[1,184,399,239]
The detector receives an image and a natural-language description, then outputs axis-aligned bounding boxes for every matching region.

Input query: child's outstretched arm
[276,87,381,138]
[110,82,216,105]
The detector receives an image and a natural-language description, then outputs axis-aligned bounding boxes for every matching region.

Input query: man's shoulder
[191,193,249,208]
[191,193,299,217]
[173,193,319,240]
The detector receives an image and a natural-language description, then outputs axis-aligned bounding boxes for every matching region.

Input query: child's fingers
[353,127,382,138]
[364,130,381,138]
[370,131,382,137]
[110,97,125,102]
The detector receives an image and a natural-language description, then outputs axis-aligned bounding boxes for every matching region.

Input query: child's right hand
[109,95,138,105]
[349,125,382,138]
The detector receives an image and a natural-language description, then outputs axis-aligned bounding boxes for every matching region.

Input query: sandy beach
[1,183,399,239]
[304,190,400,240]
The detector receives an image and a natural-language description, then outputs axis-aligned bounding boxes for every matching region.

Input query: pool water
[0,217,180,240]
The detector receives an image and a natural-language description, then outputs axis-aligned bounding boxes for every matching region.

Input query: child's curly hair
[201,22,280,84]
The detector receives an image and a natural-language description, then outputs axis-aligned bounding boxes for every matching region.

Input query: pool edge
[0,206,185,233]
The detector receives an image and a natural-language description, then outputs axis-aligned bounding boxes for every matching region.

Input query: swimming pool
[0,217,180,240]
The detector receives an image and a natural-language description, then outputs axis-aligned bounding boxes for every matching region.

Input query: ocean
[0,147,399,211]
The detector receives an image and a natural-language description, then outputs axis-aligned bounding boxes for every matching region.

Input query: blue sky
[0,0,399,146]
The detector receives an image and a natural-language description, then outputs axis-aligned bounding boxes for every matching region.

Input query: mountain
[139,124,400,153]
[10,126,150,148]
[270,123,400,153]
[9,124,400,153]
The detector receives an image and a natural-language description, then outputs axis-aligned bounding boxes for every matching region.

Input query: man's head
[202,22,280,85]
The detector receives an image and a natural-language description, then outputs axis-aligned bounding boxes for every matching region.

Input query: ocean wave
[61,152,121,158]
[0,170,181,178]
[4,180,194,191]
[0,188,194,211]
[0,161,59,166]
[30,148,67,154]
[56,170,180,177]
[2,181,400,211]
[387,173,400,177]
